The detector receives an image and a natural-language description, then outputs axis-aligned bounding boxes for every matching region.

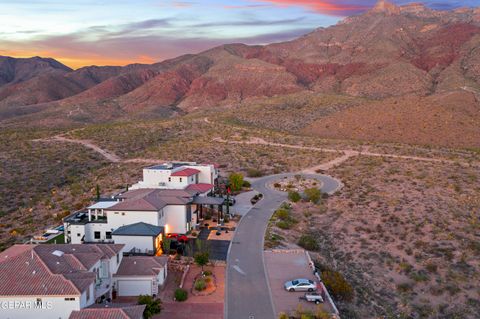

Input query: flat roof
[87,201,118,210]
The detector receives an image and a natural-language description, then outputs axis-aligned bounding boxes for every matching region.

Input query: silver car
[284,278,317,292]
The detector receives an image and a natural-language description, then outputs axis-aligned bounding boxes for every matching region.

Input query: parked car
[166,233,189,242]
[284,279,317,292]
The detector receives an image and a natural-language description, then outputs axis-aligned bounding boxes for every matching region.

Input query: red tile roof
[186,183,214,193]
[0,244,124,296]
[170,168,200,177]
[114,256,168,277]
[109,189,193,211]
[69,305,145,319]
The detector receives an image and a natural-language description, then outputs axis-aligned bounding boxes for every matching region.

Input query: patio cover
[192,196,224,205]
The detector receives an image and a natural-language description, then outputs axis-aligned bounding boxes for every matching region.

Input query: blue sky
[0,0,477,68]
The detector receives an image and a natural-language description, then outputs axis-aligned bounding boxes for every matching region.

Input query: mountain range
[1,0,479,147]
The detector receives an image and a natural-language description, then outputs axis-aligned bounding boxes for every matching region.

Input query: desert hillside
[0,0,479,148]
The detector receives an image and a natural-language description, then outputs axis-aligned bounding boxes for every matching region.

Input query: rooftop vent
[52,250,64,257]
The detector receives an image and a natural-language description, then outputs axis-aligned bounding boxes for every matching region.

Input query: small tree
[162,238,171,255]
[288,191,301,203]
[95,184,101,201]
[138,295,162,318]
[194,251,209,273]
[304,188,321,204]
[228,173,244,192]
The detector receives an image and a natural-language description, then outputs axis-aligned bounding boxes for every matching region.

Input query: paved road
[225,173,341,319]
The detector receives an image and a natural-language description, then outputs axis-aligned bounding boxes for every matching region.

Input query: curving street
[225,173,341,319]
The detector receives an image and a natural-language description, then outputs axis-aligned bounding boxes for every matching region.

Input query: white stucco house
[130,162,219,191]
[64,162,225,252]
[0,244,124,319]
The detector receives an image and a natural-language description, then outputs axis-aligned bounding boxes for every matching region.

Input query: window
[116,253,120,264]
[94,231,101,239]
[86,287,90,301]
[121,212,125,216]
[168,177,171,182]
[77,233,81,237]
[180,178,183,182]
[114,212,119,215]
[64,297,75,301]
[106,232,112,239]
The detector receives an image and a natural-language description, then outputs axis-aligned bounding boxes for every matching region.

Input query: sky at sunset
[1,0,478,69]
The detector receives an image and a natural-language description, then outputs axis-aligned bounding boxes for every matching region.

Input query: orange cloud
[256,0,368,16]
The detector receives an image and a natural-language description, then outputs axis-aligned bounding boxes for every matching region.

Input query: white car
[284,278,317,292]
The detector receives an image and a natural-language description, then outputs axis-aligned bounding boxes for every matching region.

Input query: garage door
[117,280,152,296]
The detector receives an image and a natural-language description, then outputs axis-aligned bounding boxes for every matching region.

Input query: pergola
[192,196,225,226]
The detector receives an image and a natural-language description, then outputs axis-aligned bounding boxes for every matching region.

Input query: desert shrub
[315,306,331,319]
[195,278,207,291]
[425,262,438,273]
[228,173,244,191]
[298,234,319,251]
[275,208,290,220]
[273,182,281,188]
[242,180,251,188]
[304,188,322,204]
[276,220,291,229]
[174,288,188,302]
[203,270,212,276]
[396,282,413,293]
[410,270,429,282]
[322,270,354,302]
[138,295,162,318]
[288,191,301,203]
[278,312,289,319]
[247,168,264,177]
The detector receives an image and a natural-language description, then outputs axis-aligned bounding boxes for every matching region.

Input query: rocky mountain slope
[1,1,479,147]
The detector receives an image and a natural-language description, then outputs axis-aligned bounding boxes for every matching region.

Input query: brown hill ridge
[0,2,479,148]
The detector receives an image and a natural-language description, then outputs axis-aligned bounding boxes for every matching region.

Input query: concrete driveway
[229,190,258,217]
[225,173,341,319]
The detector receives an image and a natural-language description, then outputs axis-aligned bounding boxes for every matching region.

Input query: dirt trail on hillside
[35,135,161,164]
[213,137,477,171]
[35,134,477,171]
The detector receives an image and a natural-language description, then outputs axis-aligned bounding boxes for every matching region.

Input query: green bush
[228,173,244,191]
[322,270,354,302]
[203,270,212,276]
[278,312,289,319]
[138,295,162,318]
[288,191,301,203]
[242,180,251,188]
[275,208,290,220]
[276,221,291,229]
[195,279,207,291]
[298,234,319,251]
[174,288,188,302]
[304,188,322,204]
